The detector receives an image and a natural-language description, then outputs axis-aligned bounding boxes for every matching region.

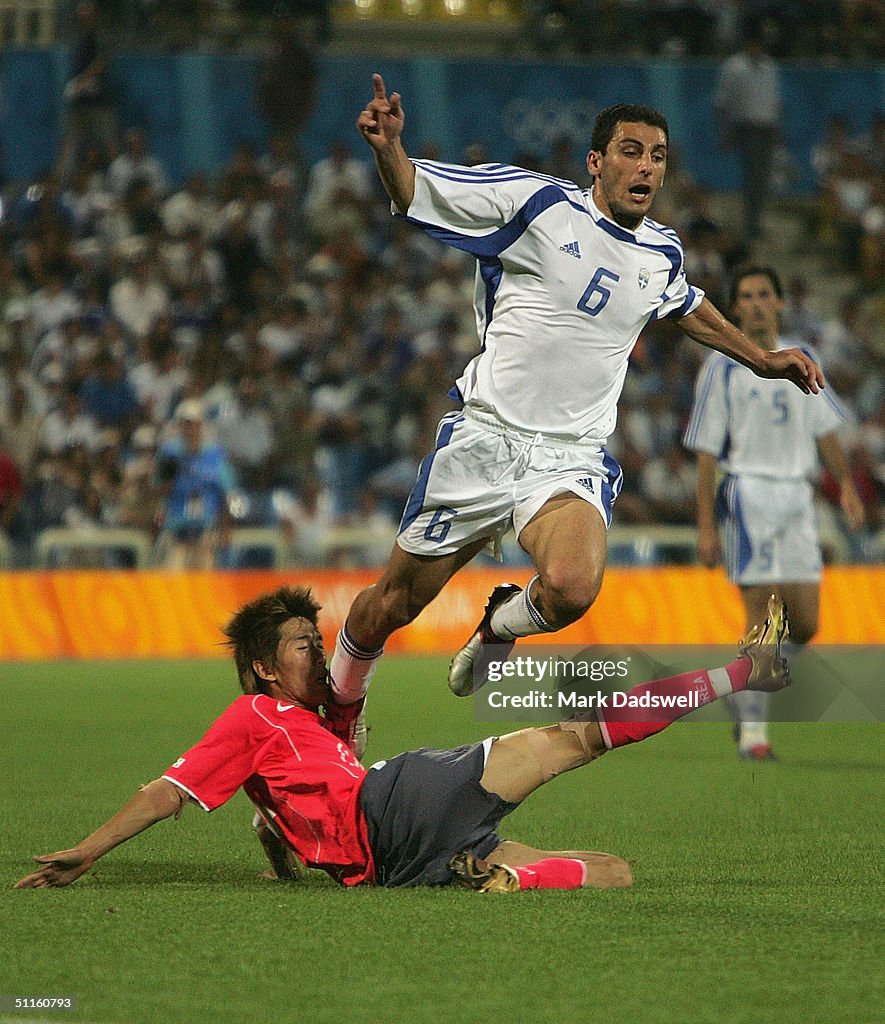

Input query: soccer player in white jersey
[326,73,824,730]
[683,265,864,759]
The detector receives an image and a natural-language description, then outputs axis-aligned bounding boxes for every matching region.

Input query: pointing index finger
[372,73,387,100]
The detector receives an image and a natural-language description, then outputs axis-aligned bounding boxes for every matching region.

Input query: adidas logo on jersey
[575,477,595,493]
[559,240,582,259]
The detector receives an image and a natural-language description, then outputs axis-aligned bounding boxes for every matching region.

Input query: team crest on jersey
[638,268,650,289]
[575,477,596,493]
[559,240,582,259]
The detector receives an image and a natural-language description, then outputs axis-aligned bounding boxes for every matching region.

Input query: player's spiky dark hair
[590,104,670,155]
[729,263,784,307]
[223,585,321,694]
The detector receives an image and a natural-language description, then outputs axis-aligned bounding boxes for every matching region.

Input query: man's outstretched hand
[15,849,94,889]
[757,346,825,395]
[356,73,405,151]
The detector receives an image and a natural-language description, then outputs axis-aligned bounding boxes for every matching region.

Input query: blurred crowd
[77,2,885,63]
[0,77,881,568]
[525,0,884,61]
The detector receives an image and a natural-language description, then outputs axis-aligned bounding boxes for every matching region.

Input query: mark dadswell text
[486,690,701,710]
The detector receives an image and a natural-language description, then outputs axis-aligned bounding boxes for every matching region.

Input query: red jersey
[162,694,375,886]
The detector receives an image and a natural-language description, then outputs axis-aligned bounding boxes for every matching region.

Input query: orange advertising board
[0,567,882,661]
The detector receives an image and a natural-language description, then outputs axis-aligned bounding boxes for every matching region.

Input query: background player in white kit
[683,265,864,759]
[327,74,824,730]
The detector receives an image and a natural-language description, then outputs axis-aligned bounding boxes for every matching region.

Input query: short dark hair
[590,104,670,155]
[729,264,784,307]
[223,585,321,694]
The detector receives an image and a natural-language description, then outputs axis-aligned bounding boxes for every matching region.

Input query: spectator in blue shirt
[79,350,139,430]
[154,398,235,568]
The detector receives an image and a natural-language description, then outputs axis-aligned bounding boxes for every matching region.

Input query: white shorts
[716,475,821,585]
[397,409,623,558]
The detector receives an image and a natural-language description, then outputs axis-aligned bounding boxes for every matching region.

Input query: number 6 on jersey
[577,267,621,317]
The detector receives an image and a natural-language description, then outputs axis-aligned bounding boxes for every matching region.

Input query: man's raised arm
[356,72,416,213]
[14,778,186,889]
[679,296,824,395]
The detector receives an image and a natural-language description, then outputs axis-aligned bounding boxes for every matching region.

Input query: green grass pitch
[2,656,882,1024]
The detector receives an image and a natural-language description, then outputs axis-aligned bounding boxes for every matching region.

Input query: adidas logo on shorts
[559,240,581,259]
[575,477,595,493]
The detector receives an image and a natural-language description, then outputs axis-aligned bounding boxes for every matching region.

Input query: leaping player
[325,74,823,737]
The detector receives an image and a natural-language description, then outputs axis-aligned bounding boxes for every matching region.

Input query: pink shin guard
[513,858,587,890]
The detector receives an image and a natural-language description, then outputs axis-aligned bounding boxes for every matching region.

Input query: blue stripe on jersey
[404,183,570,259]
[414,160,583,192]
[591,216,683,285]
[658,285,700,321]
[728,478,754,577]
[683,354,726,449]
[720,361,737,460]
[479,258,504,348]
[647,221,681,243]
[398,414,462,534]
[799,346,848,422]
[599,448,624,527]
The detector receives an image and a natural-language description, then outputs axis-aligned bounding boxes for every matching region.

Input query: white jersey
[683,340,847,479]
[403,161,704,444]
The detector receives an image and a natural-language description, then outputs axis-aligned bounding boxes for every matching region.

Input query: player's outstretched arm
[679,297,824,394]
[356,72,415,213]
[817,432,866,531]
[14,778,186,889]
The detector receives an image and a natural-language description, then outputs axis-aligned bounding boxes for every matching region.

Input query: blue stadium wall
[2,50,883,189]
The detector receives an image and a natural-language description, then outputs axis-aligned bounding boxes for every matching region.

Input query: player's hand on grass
[757,347,824,395]
[357,73,404,150]
[15,848,94,889]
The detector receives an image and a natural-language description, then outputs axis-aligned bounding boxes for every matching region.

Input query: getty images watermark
[473,645,884,724]
[485,654,700,713]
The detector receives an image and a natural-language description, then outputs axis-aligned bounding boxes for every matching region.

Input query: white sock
[729,690,770,748]
[329,625,383,704]
[729,638,802,749]
[489,576,555,641]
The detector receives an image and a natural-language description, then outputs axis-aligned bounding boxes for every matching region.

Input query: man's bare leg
[479,722,607,805]
[516,494,608,629]
[449,495,607,695]
[450,607,789,890]
[330,537,487,702]
[450,723,631,890]
[731,582,815,758]
[486,841,633,889]
[741,583,818,647]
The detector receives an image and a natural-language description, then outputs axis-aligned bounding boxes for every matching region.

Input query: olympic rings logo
[500,98,598,149]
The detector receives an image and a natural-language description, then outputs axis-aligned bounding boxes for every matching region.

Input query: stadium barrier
[33,526,154,569]
[0,566,881,661]
[18,522,867,572]
[0,0,54,46]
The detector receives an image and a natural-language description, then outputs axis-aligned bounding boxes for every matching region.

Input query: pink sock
[513,858,587,890]
[599,658,751,749]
